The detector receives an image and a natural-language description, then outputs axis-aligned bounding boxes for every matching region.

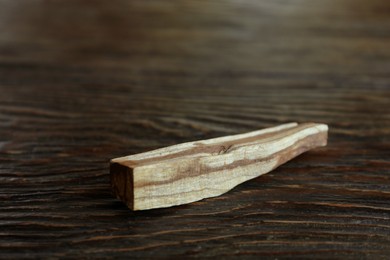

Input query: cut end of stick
[110,122,328,210]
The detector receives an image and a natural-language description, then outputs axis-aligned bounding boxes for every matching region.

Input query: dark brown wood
[1,0,389,258]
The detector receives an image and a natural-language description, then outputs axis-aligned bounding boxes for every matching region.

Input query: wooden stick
[110,122,328,210]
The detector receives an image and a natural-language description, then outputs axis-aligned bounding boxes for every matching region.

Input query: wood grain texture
[111,123,328,210]
[0,0,389,258]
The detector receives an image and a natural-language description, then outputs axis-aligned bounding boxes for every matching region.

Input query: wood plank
[1,0,390,258]
[111,123,328,210]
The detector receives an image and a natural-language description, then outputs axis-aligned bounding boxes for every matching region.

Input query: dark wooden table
[1,0,389,258]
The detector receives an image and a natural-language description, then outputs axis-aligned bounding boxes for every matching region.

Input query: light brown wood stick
[110,122,328,210]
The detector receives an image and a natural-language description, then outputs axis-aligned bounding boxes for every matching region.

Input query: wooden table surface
[1,0,389,258]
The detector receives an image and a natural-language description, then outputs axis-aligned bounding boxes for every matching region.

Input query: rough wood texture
[1,0,390,258]
[111,123,328,210]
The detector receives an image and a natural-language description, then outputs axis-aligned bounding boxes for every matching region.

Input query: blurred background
[1,0,389,258]
[1,0,389,143]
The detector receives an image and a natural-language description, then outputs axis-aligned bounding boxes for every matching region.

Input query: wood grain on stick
[110,122,328,210]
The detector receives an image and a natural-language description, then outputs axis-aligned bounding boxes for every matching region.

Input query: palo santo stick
[110,122,328,210]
